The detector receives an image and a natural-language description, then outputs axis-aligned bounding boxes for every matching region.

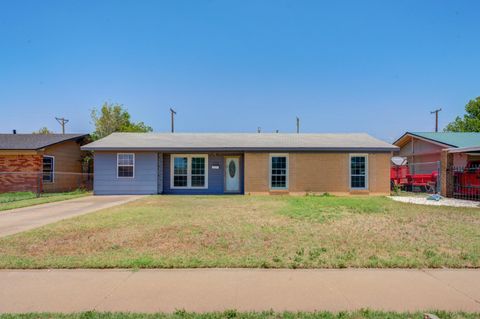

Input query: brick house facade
[0,134,89,193]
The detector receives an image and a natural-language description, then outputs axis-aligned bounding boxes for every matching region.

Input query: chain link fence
[450,164,480,201]
[0,171,93,197]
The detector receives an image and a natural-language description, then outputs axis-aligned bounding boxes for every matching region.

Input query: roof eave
[39,134,89,149]
[82,146,398,152]
[393,132,457,148]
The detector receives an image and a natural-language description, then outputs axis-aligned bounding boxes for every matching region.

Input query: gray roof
[82,133,397,152]
[0,134,89,150]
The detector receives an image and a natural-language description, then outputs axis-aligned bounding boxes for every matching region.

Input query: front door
[225,157,240,193]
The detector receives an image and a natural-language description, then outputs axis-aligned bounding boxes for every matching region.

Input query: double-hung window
[270,154,288,190]
[171,154,208,189]
[350,154,368,189]
[43,156,54,183]
[117,153,135,178]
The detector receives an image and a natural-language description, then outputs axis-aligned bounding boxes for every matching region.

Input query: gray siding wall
[157,153,163,194]
[94,152,158,195]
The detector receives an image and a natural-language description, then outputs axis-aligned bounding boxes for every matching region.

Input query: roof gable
[0,134,89,150]
[394,132,480,148]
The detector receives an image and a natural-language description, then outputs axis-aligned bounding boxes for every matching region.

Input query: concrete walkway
[0,269,479,313]
[0,195,143,237]
[389,196,480,208]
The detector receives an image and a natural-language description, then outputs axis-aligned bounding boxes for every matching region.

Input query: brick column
[440,150,453,197]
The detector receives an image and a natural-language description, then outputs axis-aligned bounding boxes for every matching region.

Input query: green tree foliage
[91,102,153,140]
[33,127,53,134]
[444,97,480,132]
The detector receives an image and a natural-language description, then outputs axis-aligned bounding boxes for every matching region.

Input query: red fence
[451,165,480,201]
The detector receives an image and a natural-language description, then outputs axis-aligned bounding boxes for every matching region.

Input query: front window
[173,157,188,187]
[270,154,288,190]
[191,157,206,187]
[350,154,368,189]
[43,156,54,183]
[117,153,134,178]
[171,154,208,189]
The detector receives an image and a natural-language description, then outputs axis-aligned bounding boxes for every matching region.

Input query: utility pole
[55,117,69,134]
[430,108,442,132]
[257,127,261,133]
[170,108,177,133]
[296,116,300,133]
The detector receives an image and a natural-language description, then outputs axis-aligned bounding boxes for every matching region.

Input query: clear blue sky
[1,1,479,142]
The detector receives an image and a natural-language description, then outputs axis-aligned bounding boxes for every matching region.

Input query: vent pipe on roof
[12,129,16,134]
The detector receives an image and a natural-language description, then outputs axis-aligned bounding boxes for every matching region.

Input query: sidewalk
[0,269,479,313]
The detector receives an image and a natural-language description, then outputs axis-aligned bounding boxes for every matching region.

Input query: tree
[91,102,153,140]
[33,127,53,134]
[444,97,480,132]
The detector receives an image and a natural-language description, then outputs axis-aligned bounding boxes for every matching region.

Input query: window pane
[272,175,286,188]
[118,166,134,177]
[174,175,188,187]
[191,157,205,175]
[351,175,366,188]
[174,157,188,175]
[191,175,205,187]
[118,154,134,166]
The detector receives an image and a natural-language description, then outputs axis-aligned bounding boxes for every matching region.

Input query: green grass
[0,310,479,319]
[0,195,479,268]
[0,190,90,211]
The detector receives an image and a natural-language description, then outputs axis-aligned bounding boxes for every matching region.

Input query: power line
[55,117,69,134]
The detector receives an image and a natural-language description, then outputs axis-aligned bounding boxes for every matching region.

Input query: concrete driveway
[0,195,143,237]
[0,269,479,313]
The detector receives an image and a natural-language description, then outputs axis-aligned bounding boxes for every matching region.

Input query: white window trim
[269,153,289,190]
[170,154,209,189]
[349,153,369,190]
[43,155,55,183]
[117,153,135,179]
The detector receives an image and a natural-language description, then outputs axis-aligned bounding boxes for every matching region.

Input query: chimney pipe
[13,129,16,134]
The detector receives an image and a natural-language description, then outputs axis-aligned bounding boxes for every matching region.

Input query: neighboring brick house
[0,134,89,193]
[82,132,397,195]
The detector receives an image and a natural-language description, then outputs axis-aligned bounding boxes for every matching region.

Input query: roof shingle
[0,134,88,150]
[81,132,397,152]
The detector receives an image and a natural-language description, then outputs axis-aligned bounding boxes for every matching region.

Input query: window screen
[350,155,367,189]
[43,156,54,182]
[117,153,134,178]
[271,156,287,189]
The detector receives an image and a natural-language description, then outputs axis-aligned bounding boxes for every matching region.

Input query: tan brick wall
[244,152,270,193]
[244,152,391,195]
[367,152,391,195]
[43,140,84,192]
[0,154,42,193]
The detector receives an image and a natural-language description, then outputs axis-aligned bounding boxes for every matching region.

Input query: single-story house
[0,133,90,193]
[81,132,398,195]
[393,132,480,168]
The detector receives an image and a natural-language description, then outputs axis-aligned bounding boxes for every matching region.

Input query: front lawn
[0,190,90,211]
[0,310,478,319]
[0,195,479,268]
